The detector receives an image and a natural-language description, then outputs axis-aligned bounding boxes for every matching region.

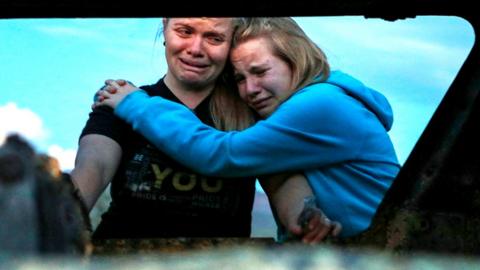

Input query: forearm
[115,91,357,178]
[70,163,107,212]
[259,173,292,201]
[261,173,314,224]
[261,173,321,241]
[70,134,121,211]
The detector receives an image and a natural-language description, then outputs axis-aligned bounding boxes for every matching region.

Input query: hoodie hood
[320,70,394,131]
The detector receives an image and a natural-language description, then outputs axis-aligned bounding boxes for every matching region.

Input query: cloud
[47,145,76,172]
[0,102,76,172]
[0,102,48,146]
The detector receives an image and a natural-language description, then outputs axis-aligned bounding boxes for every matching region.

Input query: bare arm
[260,173,313,235]
[70,134,121,212]
[261,173,341,244]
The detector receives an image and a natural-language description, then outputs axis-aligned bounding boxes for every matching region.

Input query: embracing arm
[112,85,362,178]
[70,134,121,212]
[261,173,342,244]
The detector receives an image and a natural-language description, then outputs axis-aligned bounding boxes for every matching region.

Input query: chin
[258,109,273,119]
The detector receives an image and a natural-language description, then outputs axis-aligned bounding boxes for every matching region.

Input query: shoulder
[283,83,348,112]
[270,82,363,131]
[140,78,176,99]
[299,82,345,98]
[139,84,157,96]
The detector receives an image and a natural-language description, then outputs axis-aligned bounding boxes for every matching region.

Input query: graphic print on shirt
[122,143,241,217]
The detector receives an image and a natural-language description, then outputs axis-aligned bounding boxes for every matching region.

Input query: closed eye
[175,26,193,37]
[251,67,269,77]
[234,74,246,84]
[206,34,226,45]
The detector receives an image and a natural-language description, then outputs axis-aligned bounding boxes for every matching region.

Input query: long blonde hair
[210,18,257,131]
[210,62,257,131]
[233,17,330,92]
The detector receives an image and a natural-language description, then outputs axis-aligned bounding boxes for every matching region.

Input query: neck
[164,74,214,109]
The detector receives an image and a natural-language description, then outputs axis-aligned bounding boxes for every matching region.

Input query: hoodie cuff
[114,90,150,124]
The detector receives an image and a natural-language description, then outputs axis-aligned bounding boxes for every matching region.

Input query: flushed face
[163,18,234,91]
[231,37,294,118]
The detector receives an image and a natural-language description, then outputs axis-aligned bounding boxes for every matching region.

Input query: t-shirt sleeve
[79,105,129,146]
[79,84,154,145]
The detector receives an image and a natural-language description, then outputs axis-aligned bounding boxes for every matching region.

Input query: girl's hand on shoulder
[92,79,140,110]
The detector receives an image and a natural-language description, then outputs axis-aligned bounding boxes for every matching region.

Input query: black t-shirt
[80,79,256,239]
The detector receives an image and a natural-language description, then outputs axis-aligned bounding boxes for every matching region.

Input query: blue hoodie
[115,70,400,237]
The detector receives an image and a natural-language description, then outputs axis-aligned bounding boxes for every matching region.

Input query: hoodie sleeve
[115,85,367,177]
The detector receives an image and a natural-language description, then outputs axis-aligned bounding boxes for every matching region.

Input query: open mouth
[180,58,209,70]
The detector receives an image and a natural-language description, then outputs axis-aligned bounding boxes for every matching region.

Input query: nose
[187,36,204,57]
[245,78,261,98]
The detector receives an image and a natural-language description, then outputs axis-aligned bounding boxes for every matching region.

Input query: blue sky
[0,16,475,172]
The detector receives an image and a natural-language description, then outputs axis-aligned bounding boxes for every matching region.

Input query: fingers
[92,99,101,109]
[309,217,333,244]
[116,79,127,86]
[104,79,115,86]
[305,213,322,231]
[98,89,112,99]
[301,215,331,244]
[298,207,343,244]
[96,79,121,103]
[104,78,137,92]
[104,79,119,93]
[330,221,342,237]
[286,223,303,236]
[92,101,101,109]
[92,78,136,110]
[105,85,117,94]
[107,79,136,88]
[118,79,137,87]
[116,79,135,86]
[92,87,114,109]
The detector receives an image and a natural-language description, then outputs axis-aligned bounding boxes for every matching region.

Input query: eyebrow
[204,31,227,39]
[171,22,228,37]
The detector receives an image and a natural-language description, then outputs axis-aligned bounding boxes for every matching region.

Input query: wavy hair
[233,17,330,92]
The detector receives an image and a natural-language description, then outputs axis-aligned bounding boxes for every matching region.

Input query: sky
[0,16,475,177]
